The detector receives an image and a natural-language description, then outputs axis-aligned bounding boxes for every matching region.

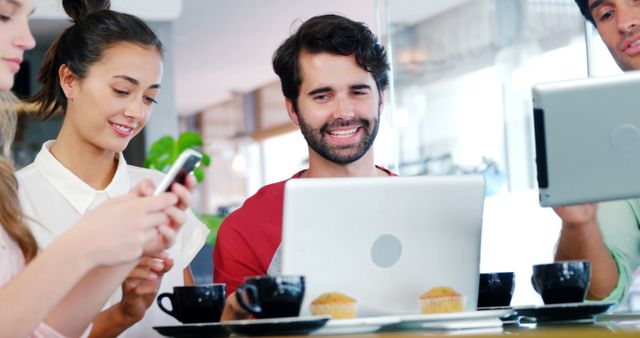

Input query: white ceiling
[30,0,473,116]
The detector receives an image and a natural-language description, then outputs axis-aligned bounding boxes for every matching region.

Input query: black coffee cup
[236,275,305,319]
[157,284,226,323]
[477,272,515,308]
[531,260,591,304]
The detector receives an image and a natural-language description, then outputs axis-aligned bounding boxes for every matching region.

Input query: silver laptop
[280,175,485,316]
[532,71,640,207]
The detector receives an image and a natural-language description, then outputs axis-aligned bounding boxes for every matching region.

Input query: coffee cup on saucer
[157,284,226,323]
[478,272,515,308]
[531,260,591,305]
[236,275,305,319]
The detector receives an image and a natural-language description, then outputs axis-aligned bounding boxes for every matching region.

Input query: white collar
[34,140,131,214]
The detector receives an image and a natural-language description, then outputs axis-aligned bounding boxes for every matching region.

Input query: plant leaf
[146,135,176,169]
[145,131,210,179]
[201,153,211,167]
[193,167,204,182]
[177,131,203,153]
[148,136,175,157]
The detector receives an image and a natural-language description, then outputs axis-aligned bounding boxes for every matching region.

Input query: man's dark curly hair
[272,14,389,112]
[575,0,596,26]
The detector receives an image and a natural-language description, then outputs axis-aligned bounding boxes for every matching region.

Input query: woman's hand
[72,180,178,266]
[116,253,174,324]
[142,174,196,254]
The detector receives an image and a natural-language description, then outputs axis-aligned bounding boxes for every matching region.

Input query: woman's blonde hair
[0,92,37,262]
[0,92,17,158]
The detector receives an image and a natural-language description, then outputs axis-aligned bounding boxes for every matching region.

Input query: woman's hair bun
[63,0,111,23]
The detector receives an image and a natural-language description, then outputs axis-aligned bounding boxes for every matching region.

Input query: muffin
[419,287,466,314]
[310,292,358,319]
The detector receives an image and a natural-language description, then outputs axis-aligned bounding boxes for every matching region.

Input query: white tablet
[533,70,640,207]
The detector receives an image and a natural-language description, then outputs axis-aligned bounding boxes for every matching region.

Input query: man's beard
[297,108,380,165]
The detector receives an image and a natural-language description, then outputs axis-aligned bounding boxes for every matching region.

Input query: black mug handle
[157,292,178,320]
[236,284,262,315]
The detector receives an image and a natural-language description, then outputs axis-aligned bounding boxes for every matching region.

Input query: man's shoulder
[248,179,290,204]
[221,178,290,229]
[231,178,289,213]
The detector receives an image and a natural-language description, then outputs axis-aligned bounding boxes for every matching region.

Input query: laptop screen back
[280,175,485,316]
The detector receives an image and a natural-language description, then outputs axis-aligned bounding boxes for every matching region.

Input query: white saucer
[393,309,513,329]
[221,316,331,336]
[313,316,401,335]
[221,315,330,326]
[420,318,504,330]
[398,309,513,322]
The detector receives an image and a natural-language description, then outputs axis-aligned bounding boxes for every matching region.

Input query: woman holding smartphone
[0,0,194,336]
[17,0,209,336]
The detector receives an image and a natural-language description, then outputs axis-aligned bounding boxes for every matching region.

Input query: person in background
[0,0,194,336]
[213,14,394,320]
[553,0,640,304]
[16,0,209,336]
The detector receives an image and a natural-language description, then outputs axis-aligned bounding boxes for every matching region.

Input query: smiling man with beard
[213,14,394,319]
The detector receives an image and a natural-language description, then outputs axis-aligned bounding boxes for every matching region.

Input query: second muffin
[419,287,466,314]
[310,292,358,319]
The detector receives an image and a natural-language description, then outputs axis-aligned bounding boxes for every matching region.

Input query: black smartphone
[153,149,203,195]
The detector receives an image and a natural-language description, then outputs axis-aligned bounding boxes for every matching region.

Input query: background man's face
[590,0,640,71]
[291,52,382,165]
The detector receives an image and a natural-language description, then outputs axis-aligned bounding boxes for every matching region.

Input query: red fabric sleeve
[213,180,287,294]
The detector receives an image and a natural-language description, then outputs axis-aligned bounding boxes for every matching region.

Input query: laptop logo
[611,124,640,152]
[371,234,402,268]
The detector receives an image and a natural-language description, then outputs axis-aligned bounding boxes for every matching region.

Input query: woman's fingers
[160,256,174,273]
[170,180,192,210]
[164,206,186,230]
[141,193,178,213]
[183,174,197,192]
[157,224,177,248]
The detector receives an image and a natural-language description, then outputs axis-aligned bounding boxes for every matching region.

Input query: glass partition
[383,0,592,306]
